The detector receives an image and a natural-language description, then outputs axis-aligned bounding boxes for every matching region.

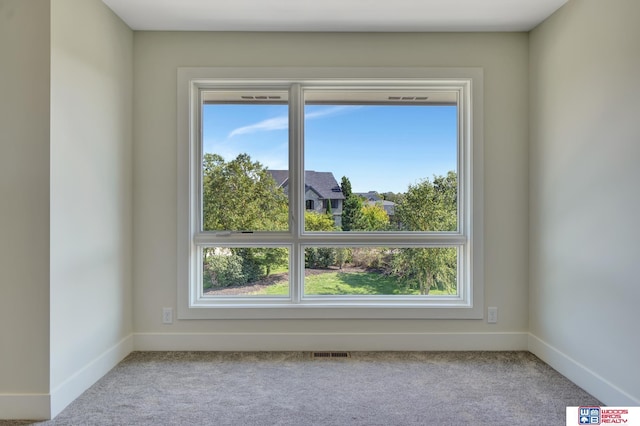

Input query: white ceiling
[101,0,568,32]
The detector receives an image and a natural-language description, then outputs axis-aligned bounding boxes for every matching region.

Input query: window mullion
[290,83,304,303]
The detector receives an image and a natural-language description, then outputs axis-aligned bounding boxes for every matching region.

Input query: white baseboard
[528,333,639,406]
[0,335,134,420]
[49,334,134,418]
[0,394,50,420]
[134,331,528,352]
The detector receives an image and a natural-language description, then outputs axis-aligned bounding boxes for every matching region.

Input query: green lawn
[253,270,452,296]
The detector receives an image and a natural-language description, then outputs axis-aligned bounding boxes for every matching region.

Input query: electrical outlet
[487,307,498,324]
[162,307,173,324]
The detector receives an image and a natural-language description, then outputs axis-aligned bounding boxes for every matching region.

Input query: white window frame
[177,67,484,320]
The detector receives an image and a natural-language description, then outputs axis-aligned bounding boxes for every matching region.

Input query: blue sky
[203,103,457,193]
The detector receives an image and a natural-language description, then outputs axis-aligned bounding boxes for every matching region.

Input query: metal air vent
[388,96,429,101]
[240,95,282,100]
[311,351,351,359]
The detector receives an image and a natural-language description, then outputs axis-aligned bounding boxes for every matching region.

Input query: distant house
[356,191,396,218]
[268,170,345,226]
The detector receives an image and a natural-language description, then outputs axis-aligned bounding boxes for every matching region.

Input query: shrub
[305,247,337,268]
[237,248,264,283]
[351,247,390,270]
[335,248,352,269]
[204,251,246,288]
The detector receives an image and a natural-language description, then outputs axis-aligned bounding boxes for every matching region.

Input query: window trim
[177,67,484,320]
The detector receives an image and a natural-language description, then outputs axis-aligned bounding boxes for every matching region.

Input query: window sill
[177,303,484,320]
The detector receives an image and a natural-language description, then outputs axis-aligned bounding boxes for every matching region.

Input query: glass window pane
[304,90,458,232]
[202,91,289,232]
[303,247,458,296]
[202,247,289,296]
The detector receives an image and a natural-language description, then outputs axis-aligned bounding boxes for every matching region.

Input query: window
[178,67,483,319]
[321,199,340,213]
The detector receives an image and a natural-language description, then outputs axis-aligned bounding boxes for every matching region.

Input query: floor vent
[311,351,351,359]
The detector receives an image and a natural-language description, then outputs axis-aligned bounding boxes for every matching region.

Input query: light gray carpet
[5,351,600,425]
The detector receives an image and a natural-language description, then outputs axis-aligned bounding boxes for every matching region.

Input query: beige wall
[0,0,133,419]
[0,0,51,396]
[529,0,640,404]
[50,0,133,401]
[133,32,529,336]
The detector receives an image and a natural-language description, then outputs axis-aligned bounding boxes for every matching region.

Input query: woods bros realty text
[567,407,640,425]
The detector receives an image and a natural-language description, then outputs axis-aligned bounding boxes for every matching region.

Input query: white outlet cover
[162,307,173,324]
[487,307,498,323]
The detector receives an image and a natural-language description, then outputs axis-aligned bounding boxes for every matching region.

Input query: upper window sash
[195,82,469,239]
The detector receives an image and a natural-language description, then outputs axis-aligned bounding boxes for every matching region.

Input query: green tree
[245,247,288,277]
[394,171,457,232]
[390,247,456,294]
[235,247,286,279]
[381,191,402,204]
[342,195,363,231]
[340,176,352,198]
[340,176,368,232]
[391,172,458,294]
[358,202,390,231]
[202,153,289,284]
[305,247,337,269]
[305,211,337,231]
[202,153,288,231]
[335,248,351,269]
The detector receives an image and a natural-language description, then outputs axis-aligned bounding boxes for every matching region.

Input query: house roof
[356,191,382,202]
[268,170,290,187]
[368,200,396,216]
[268,170,345,200]
[356,192,396,215]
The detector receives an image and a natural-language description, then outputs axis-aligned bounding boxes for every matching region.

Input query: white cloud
[227,106,359,138]
[228,116,288,138]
